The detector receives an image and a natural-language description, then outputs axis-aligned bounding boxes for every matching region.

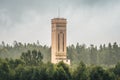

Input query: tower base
[52,58,70,65]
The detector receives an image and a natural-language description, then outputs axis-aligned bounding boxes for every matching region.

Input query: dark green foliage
[89,66,116,80]
[73,62,89,80]
[0,41,120,66]
[0,60,10,80]
[114,62,120,79]
[67,42,120,66]
[0,41,50,62]
[54,66,68,80]
[21,50,43,66]
[8,58,24,69]
[56,61,71,80]
[0,58,120,80]
[0,41,120,80]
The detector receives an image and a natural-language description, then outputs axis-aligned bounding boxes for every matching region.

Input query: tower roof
[51,18,67,24]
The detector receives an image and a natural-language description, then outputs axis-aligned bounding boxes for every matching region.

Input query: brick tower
[51,18,70,65]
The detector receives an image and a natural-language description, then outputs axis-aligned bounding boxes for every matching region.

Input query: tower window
[63,34,64,52]
[58,33,60,51]
[58,32,64,52]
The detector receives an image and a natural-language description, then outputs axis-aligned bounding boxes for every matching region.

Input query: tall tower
[51,18,70,65]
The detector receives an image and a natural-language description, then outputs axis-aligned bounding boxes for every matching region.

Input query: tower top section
[51,18,67,24]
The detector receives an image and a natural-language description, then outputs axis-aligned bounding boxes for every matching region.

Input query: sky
[0,0,120,46]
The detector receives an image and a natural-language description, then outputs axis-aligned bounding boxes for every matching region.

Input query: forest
[0,41,120,66]
[0,54,120,80]
[0,41,120,80]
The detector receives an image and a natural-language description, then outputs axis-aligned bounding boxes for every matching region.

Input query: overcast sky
[0,0,120,46]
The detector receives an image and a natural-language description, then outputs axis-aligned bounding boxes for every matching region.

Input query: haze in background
[0,0,120,46]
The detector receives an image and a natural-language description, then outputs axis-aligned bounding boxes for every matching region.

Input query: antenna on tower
[58,8,60,18]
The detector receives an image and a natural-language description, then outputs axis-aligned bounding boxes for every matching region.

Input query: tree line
[0,50,120,80]
[68,42,120,66]
[0,41,120,66]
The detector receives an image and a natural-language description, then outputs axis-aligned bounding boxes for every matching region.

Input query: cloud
[0,0,120,46]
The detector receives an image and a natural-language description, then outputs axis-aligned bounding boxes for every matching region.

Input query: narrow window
[58,33,60,51]
[63,34,64,52]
